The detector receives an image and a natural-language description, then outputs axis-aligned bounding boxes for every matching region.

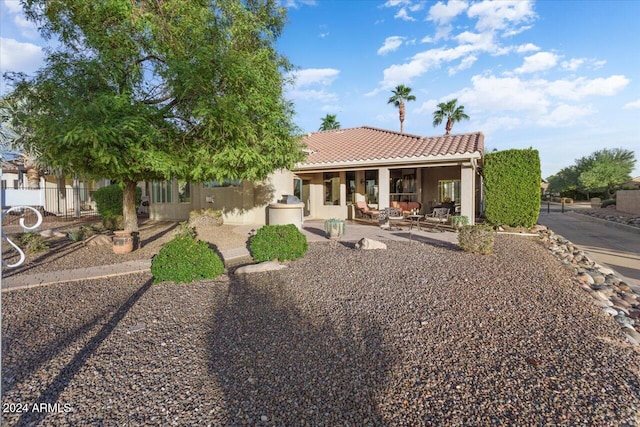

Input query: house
[147,127,485,225]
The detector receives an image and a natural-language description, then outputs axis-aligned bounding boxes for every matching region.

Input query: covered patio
[293,127,484,225]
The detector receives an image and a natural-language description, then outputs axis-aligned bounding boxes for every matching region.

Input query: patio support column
[378,167,390,209]
[460,164,475,225]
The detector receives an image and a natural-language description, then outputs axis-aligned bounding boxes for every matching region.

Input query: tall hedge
[483,148,541,228]
[93,183,142,224]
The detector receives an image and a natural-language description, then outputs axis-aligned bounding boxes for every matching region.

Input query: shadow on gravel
[9,278,153,427]
[391,231,460,250]
[138,221,178,247]
[207,274,392,425]
[2,239,84,277]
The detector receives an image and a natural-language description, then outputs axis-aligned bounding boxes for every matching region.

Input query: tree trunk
[399,101,405,133]
[123,180,139,232]
[445,118,453,135]
[26,166,40,189]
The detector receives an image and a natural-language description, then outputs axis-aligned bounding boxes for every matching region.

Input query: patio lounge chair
[385,206,404,230]
[422,207,450,232]
[355,201,380,221]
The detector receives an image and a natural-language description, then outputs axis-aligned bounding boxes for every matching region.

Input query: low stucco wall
[616,190,640,215]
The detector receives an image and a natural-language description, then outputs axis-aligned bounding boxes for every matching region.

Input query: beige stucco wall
[616,190,640,214]
[149,170,295,224]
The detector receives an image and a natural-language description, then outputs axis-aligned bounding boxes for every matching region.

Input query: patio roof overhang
[293,151,482,173]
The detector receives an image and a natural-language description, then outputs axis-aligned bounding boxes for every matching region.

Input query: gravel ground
[2,236,640,426]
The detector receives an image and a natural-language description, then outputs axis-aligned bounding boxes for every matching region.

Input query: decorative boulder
[355,238,387,250]
[234,261,287,274]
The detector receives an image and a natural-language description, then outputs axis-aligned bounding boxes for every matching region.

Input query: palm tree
[432,98,470,135]
[387,84,416,133]
[319,114,341,131]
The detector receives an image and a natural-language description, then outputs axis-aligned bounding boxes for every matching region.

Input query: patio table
[406,214,424,231]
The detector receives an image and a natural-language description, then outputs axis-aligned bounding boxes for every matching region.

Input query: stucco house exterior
[147,126,485,225]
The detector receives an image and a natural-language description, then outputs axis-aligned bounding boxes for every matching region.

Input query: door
[302,180,311,216]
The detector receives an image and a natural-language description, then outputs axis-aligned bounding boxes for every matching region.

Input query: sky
[1,0,639,179]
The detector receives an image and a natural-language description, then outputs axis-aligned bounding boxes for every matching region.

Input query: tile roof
[297,126,484,169]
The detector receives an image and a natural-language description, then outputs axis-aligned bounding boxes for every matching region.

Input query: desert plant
[458,224,494,255]
[174,221,197,239]
[189,208,224,227]
[151,234,224,284]
[67,230,83,242]
[324,218,346,239]
[450,215,469,231]
[102,215,124,231]
[17,232,49,254]
[249,224,308,262]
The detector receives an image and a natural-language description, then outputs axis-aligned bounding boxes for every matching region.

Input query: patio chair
[422,207,450,232]
[385,207,404,230]
[355,201,380,221]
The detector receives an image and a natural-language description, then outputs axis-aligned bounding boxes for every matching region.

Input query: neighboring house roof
[296,126,484,170]
[622,176,640,189]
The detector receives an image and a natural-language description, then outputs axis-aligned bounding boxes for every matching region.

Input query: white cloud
[458,74,550,115]
[3,1,23,13]
[378,36,405,55]
[0,37,44,75]
[467,0,536,34]
[624,99,640,109]
[545,75,629,100]
[289,88,338,103]
[319,32,329,38]
[480,115,523,133]
[427,0,468,25]
[561,58,585,71]
[292,68,340,87]
[516,43,539,53]
[448,55,477,75]
[283,0,317,8]
[420,35,434,43]
[537,104,595,127]
[395,7,416,21]
[414,99,438,114]
[514,52,559,74]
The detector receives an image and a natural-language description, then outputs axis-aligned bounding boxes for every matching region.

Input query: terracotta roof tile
[297,126,484,168]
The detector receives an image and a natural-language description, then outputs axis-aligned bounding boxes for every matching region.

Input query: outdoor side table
[406,214,424,231]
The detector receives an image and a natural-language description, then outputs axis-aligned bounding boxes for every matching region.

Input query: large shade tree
[387,84,415,134]
[319,114,340,131]
[432,98,470,135]
[7,0,304,232]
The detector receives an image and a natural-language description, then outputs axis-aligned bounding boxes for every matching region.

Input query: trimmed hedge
[151,234,224,284]
[458,224,494,255]
[249,224,308,262]
[483,148,541,228]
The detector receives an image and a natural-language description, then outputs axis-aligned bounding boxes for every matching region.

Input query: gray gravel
[2,236,640,426]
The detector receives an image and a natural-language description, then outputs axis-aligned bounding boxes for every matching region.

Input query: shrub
[483,148,541,228]
[93,184,141,229]
[450,215,469,230]
[458,224,494,255]
[151,234,224,284]
[17,232,49,254]
[249,224,308,262]
[189,208,224,227]
[601,199,616,208]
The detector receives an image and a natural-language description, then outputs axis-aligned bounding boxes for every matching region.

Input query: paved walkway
[1,221,460,291]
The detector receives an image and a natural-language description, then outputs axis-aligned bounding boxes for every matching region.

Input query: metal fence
[1,185,101,226]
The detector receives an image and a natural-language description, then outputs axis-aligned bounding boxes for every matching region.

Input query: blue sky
[1,0,639,179]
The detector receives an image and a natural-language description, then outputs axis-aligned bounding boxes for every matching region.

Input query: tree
[319,114,340,131]
[8,0,304,232]
[578,148,635,198]
[387,84,416,133]
[432,98,470,135]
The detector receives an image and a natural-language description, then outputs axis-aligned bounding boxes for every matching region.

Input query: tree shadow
[3,278,152,426]
[207,274,393,425]
[391,231,461,251]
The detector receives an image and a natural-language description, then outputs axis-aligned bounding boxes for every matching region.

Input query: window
[293,178,302,200]
[323,172,340,205]
[178,180,190,203]
[365,170,378,204]
[346,171,356,204]
[151,181,172,203]
[203,179,241,188]
[438,179,460,203]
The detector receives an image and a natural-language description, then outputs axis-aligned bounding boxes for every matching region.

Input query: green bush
[458,224,494,255]
[249,224,308,262]
[450,215,469,230]
[93,184,141,229]
[18,232,49,254]
[601,199,616,208]
[483,148,541,228]
[151,234,224,284]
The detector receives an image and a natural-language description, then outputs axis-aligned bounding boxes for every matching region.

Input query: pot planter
[112,230,134,254]
[324,218,346,240]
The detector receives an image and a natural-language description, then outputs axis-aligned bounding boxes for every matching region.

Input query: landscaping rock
[354,238,387,250]
[234,261,287,274]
